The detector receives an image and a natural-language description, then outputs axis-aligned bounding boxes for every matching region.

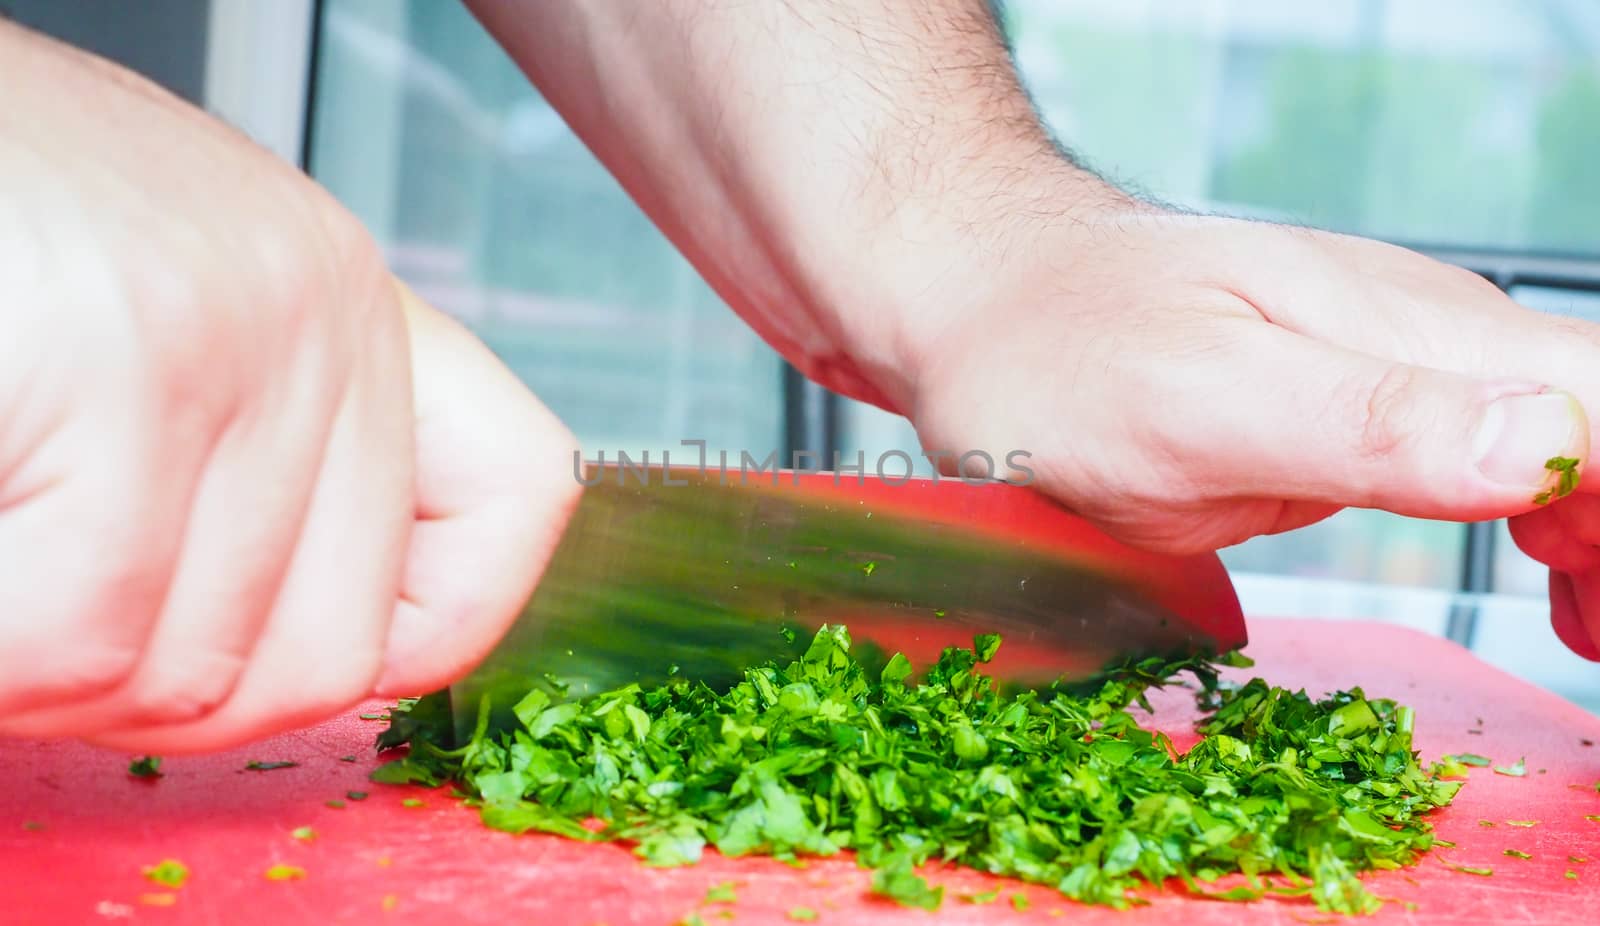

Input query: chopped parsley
[371,625,1463,915]
[291,826,317,842]
[786,908,818,922]
[703,881,737,904]
[263,864,305,881]
[346,790,369,801]
[141,859,188,889]
[244,760,298,771]
[1503,849,1533,860]
[870,854,943,910]
[128,756,162,779]
[1493,758,1527,777]
[1533,456,1582,505]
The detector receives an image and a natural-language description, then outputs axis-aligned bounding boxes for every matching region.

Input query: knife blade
[446,462,1244,742]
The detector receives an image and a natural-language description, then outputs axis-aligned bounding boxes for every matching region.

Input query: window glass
[306,0,783,461]
[1512,283,1600,323]
[1003,0,1600,255]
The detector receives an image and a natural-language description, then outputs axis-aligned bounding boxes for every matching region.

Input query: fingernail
[1473,391,1582,488]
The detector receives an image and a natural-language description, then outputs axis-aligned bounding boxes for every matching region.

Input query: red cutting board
[2,618,1598,925]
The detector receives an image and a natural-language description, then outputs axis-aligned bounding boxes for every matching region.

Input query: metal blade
[447,463,1244,742]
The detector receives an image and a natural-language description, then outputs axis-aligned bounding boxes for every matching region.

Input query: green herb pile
[372,625,1461,915]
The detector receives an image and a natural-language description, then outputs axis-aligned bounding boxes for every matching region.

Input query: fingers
[1508,497,1600,574]
[88,300,414,754]
[1510,498,1600,661]
[0,348,209,716]
[1146,321,1587,521]
[0,417,317,737]
[0,340,346,736]
[1549,570,1600,662]
[1225,225,1600,481]
[371,284,581,697]
[0,387,196,717]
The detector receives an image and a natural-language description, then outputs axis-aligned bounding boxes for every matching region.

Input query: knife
[445,462,1244,743]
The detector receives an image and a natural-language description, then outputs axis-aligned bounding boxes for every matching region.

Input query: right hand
[871,204,1600,658]
[0,23,580,752]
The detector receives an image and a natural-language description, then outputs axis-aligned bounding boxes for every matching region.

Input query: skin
[0,23,579,751]
[0,2,1596,752]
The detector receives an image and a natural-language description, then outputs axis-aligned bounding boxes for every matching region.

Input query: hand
[0,24,579,751]
[458,1,1600,659]
[895,205,1600,657]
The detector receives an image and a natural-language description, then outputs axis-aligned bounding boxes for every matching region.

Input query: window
[306,0,784,463]
[1001,0,1600,256]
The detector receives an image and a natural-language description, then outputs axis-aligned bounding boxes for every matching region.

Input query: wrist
[797,149,1142,417]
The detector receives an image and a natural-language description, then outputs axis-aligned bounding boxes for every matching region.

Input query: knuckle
[1353,366,1423,463]
[0,539,173,708]
[122,652,249,726]
[282,650,383,721]
[0,645,142,712]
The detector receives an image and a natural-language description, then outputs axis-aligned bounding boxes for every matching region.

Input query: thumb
[373,280,582,697]
[1175,325,1588,520]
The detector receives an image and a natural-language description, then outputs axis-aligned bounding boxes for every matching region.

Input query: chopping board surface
[2,617,1598,925]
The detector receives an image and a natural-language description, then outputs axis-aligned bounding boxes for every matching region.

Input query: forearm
[464,0,1130,413]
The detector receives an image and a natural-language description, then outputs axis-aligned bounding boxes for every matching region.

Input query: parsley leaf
[142,859,187,889]
[263,864,305,881]
[371,626,1464,915]
[1493,758,1527,777]
[1533,456,1582,504]
[128,756,162,778]
[870,853,943,910]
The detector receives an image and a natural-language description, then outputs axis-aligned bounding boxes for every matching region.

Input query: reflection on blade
[447,464,1243,742]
